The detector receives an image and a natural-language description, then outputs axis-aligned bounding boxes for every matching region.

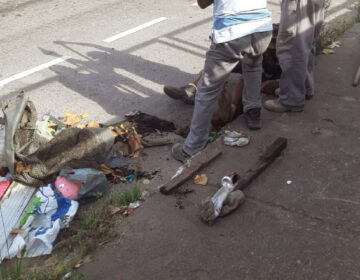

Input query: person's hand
[197,0,213,9]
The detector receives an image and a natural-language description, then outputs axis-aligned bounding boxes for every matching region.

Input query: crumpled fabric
[200,190,245,224]
[2,93,41,175]
[15,127,114,187]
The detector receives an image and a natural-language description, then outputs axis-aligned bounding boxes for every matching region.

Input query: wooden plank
[237,137,287,190]
[0,182,36,261]
[160,147,222,194]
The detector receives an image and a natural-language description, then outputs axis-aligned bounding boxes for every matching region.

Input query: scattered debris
[321,48,335,55]
[200,174,244,223]
[3,185,78,259]
[160,146,222,194]
[123,209,134,216]
[142,132,184,147]
[200,137,287,224]
[128,128,143,158]
[124,111,176,135]
[1,94,178,264]
[109,206,122,216]
[126,174,135,182]
[74,262,82,269]
[62,272,72,280]
[61,110,88,127]
[57,168,108,200]
[87,121,100,128]
[55,175,83,200]
[328,40,341,49]
[171,165,186,180]
[223,130,250,147]
[128,201,141,209]
[194,174,208,186]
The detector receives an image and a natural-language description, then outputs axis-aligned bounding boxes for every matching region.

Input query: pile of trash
[0,93,180,262]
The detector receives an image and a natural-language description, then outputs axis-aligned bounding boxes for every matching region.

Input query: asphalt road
[0,0,280,125]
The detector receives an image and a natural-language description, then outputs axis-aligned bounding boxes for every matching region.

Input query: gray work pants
[277,0,325,106]
[183,31,272,155]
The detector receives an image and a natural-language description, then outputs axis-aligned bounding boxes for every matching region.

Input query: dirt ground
[80,24,360,280]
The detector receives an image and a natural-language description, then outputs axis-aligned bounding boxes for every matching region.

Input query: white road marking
[103,17,168,43]
[0,56,70,88]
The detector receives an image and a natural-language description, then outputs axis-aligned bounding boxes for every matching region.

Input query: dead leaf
[109,206,121,216]
[16,162,32,173]
[10,228,25,235]
[322,48,335,55]
[76,124,86,129]
[128,128,143,158]
[74,263,82,269]
[61,110,88,127]
[87,121,100,128]
[194,174,208,186]
[110,129,119,137]
[96,164,115,175]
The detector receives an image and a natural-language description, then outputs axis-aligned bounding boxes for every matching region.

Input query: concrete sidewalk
[81,23,360,280]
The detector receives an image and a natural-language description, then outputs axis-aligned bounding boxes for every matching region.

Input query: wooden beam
[236,137,287,190]
[160,147,222,194]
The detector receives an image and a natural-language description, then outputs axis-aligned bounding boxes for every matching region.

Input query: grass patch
[316,19,357,54]
[0,184,145,280]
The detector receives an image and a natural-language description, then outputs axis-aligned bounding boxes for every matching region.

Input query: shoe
[171,143,191,163]
[163,84,196,105]
[264,99,304,112]
[244,108,261,130]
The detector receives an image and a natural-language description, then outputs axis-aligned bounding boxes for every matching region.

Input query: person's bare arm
[197,0,213,9]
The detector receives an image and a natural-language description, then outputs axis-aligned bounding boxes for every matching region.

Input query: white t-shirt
[212,0,272,44]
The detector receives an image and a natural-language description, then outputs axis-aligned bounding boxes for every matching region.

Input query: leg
[183,43,239,155]
[276,0,323,107]
[242,53,264,112]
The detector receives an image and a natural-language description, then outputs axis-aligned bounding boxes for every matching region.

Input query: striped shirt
[212,0,272,44]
